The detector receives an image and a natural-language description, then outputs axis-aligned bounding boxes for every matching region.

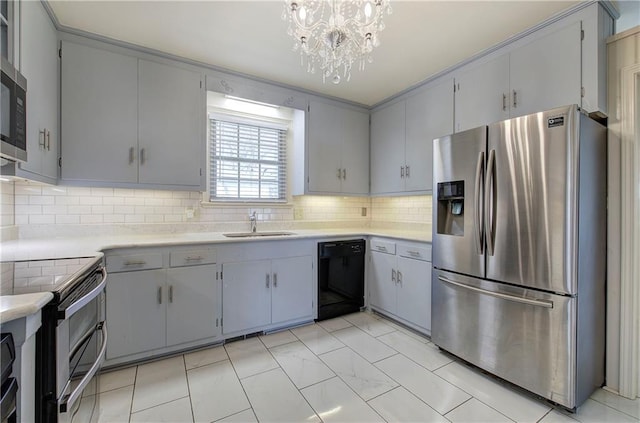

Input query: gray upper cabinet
[455,23,581,132]
[138,59,203,187]
[371,77,453,195]
[454,4,613,133]
[304,100,369,195]
[60,40,204,190]
[60,40,139,184]
[454,54,510,133]
[17,1,59,183]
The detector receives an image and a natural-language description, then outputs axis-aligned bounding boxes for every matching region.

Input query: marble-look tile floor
[88,312,640,422]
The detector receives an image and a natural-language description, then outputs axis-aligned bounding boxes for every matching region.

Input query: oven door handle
[62,267,107,320]
[59,321,108,414]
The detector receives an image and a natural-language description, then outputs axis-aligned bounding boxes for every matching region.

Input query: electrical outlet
[294,208,304,220]
[185,207,195,219]
[361,207,367,217]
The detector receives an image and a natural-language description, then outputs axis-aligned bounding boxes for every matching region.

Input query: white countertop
[0,228,430,320]
[0,292,53,323]
[0,228,431,262]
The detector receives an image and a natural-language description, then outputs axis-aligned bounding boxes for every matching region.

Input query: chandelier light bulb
[283,0,392,84]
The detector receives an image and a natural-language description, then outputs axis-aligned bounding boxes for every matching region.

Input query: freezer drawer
[431,269,579,408]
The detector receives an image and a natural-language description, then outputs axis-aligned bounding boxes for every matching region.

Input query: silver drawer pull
[407,250,420,257]
[158,287,162,304]
[124,260,146,266]
[184,256,204,261]
[376,246,387,252]
[438,276,553,308]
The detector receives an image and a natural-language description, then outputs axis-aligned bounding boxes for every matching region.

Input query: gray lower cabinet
[368,238,432,334]
[105,248,218,361]
[222,255,313,335]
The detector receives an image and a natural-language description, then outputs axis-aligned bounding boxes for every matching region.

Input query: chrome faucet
[250,211,257,233]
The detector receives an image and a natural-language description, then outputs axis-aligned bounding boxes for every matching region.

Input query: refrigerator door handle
[474,151,485,254]
[485,149,496,256]
[437,276,553,308]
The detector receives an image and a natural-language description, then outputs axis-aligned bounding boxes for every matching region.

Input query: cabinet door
[106,270,166,359]
[166,265,218,346]
[340,108,370,195]
[509,22,581,118]
[396,257,431,332]
[307,100,342,193]
[405,79,454,192]
[138,59,203,187]
[60,41,138,183]
[19,0,58,182]
[370,101,406,194]
[454,54,510,132]
[368,251,397,314]
[271,256,313,324]
[222,260,271,334]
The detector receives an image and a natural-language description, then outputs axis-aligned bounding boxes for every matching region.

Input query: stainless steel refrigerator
[431,104,606,410]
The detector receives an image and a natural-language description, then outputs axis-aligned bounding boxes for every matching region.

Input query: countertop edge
[0,292,53,323]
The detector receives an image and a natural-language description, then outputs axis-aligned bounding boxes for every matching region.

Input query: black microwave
[1,56,27,163]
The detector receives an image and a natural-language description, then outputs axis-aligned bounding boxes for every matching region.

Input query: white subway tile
[42,205,68,215]
[90,187,114,197]
[92,205,114,214]
[14,195,28,205]
[74,206,92,215]
[103,197,125,205]
[79,196,103,206]
[56,215,80,224]
[30,215,55,224]
[15,183,41,196]
[55,196,80,205]
[16,205,42,215]
[81,215,104,224]
[144,215,164,223]
[103,215,125,223]
[125,215,145,223]
[114,205,135,214]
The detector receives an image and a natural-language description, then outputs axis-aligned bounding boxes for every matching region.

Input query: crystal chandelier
[282,0,392,84]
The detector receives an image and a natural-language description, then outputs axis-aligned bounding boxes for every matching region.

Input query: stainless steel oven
[21,256,108,423]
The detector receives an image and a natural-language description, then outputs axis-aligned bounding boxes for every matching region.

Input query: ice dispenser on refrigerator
[437,180,464,236]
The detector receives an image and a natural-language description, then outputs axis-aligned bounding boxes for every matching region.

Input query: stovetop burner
[0,256,101,297]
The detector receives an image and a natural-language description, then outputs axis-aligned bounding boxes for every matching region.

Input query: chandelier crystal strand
[283,0,392,84]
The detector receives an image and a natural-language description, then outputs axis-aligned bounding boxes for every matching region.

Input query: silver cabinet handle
[39,130,46,148]
[129,147,135,165]
[376,245,387,252]
[438,276,553,308]
[405,165,410,177]
[407,250,420,257]
[502,93,507,111]
[512,89,517,108]
[157,286,162,304]
[400,166,404,178]
[266,273,270,288]
[337,168,342,180]
[184,256,204,262]
[140,148,146,165]
[474,151,485,255]
[169,286,173,303]
[397,271,402,286]
[46,130,51,151]
[391,269,396,283]
[273,273,278,287]
[342,168,346,180]
[124,260,146,266]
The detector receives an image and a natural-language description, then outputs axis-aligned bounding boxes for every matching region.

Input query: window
[209,118,287,202]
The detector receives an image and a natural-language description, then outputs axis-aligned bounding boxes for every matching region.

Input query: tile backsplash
[5,180,432,238]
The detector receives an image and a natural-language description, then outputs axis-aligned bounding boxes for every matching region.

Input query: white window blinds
[209,118,287,201]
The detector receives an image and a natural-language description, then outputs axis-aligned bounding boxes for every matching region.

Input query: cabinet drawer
[398,244,431,262]
[370,239,396,255]
[170,249,216,267]
[107,253,163,273]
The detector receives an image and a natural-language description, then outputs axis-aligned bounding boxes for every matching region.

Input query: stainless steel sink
[223,231,295,238]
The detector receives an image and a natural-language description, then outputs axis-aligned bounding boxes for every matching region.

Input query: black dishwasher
[317,240,365,321]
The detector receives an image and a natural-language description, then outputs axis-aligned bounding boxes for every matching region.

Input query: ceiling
[47,1,583,107]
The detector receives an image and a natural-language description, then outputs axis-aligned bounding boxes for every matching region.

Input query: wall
[0,181,16,241]
[9,180,432,238]
[616,1,640,34]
